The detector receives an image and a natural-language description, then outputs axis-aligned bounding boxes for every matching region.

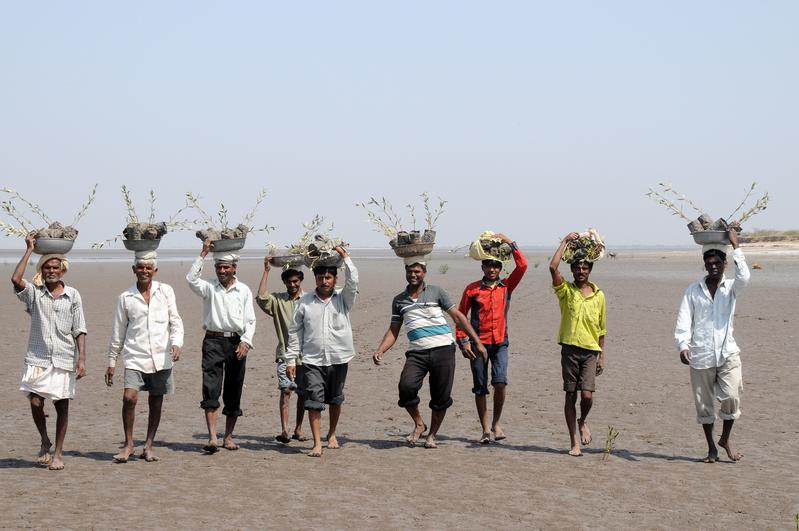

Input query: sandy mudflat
[1,248,797,530]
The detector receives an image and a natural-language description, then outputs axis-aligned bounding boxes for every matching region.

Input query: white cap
[403,255,428,266]
[213,252,240,263]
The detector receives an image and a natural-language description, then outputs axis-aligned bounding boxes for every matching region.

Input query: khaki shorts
[689,352,742,424]
[124,368,174,396]
[561,344,599,392]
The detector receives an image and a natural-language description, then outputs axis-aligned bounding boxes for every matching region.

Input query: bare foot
[702,450,719,463]
[718,439,743,461]
[307,445,323,457]
[36,443,52,466]
[578,419,591,446]
[222,438,239,451]
[480,432,491,444]
[48,456,65,470]
[202,439,219,454]
[423,436,437,449]
[141,449,160,462]
[275,433,291,444]
[492,426,506,441]
[113,446,135,463]
[291,432,308,442]
[405,423,427,445]
[568,443,583,457]
[326,435,340,449]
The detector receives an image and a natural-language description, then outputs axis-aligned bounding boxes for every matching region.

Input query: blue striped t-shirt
[391,284,455,350]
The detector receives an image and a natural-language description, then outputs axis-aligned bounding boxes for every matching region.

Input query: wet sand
[1,248,797,529]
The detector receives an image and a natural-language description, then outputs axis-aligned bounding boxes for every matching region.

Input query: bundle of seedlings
[264,215,334,268]
[283,215,347,268]
[469,231,512,262]
[0,185,97,253]
[93,186,195,249]
[646,182,769,244]
[356,192,445,258]
[562,229,605,264]
[188,189,273,250]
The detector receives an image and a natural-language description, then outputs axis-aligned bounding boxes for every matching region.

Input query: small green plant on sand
[794,513,798,531]
[438,264,449,275]
[603,425,620,461]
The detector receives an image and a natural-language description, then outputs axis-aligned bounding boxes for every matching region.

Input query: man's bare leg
[276,390,291,443]
[113,389,138,462]
[701,422,719,462]
[141,394,163,462]
[292,396,306,440]
[718,419,742,461]
[222,415,239,450]
[475,394,491,443]
[326,404,341,449]
[403,405,427,444]
[492,384,507,440]
[564,391,582,456]
[29,394,52,465]
[203,408,219,453]
[424,409,446,448]
[49,399,69,470]
[577,390,593,446]
[308,409,322,456]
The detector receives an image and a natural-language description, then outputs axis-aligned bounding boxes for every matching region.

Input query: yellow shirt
[553,281,606,352]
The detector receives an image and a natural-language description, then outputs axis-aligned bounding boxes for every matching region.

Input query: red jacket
[456,247,527,346]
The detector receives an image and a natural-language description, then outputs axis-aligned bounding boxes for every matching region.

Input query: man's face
[215,261,237,285]
[132,262,157,284]
[283,275,302,297]
[704,255,726,280]
[570,261,591,283]
[42,259,64,284]
[482,261,502,282]
[405,265,426,287]
[315,272,336,297]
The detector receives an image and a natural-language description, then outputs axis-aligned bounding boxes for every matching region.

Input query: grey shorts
[301,363,348,411]
[124,368,174,396]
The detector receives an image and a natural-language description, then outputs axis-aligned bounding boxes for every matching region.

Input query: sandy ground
[1,248,797,530]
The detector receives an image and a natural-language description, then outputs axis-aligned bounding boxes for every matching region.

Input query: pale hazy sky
[1,1,797,249]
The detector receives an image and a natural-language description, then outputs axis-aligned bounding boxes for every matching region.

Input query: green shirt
[256,291,302,363]
[553,281,606,352]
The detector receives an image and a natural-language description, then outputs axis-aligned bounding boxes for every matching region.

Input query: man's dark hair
[482,259,502,268]
[404,263,427,272]
[313,265,338,277]
[570,260,594,272]
[702,249,727,263]
[281,268,304,282]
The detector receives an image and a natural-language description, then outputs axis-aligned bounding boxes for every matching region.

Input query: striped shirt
[391,283,455,350]
[16,282,87,371]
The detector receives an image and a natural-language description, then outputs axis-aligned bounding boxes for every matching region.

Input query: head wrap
[33,254,69,287]
[403,255,428,267]
[213,252,240,263]
[134,250,158,266]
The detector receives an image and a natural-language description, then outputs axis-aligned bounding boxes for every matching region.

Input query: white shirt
[107,281,184,372]
[186,257,256,347]
[674,248,750,369]
[286,256,358,367]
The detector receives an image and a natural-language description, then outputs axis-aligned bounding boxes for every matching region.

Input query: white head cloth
[134,250,158,263]
[403,255,428,267]
[213,252,240,263]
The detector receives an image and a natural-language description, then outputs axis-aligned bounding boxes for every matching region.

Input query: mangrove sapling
[0,185,97,240]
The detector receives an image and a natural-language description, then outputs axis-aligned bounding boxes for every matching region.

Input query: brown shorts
[561,344,599,392]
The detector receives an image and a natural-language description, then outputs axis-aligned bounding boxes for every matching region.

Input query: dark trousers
[398,343,456,411]
[201,336,246,416]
